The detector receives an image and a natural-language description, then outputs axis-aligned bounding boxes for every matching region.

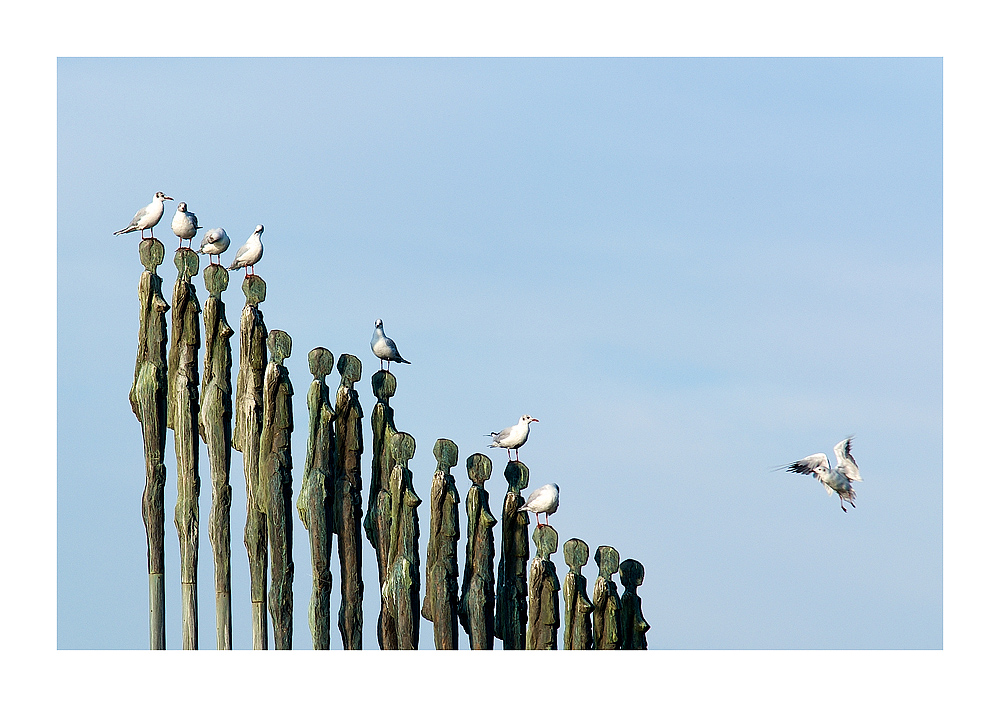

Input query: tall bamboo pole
[421,439,461,649]
[495,461,530,649]
[383,432,421,649]
[333,353,364,649]
[458,453,497,649]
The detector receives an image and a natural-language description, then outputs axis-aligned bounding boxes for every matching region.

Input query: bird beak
[532,418,539,423]
[164,196,173,200]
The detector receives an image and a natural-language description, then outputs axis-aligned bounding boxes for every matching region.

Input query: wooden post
[421,439,461,649]
[458,453,497,649]
[382,432,421,649]
[619,559,650,649]
[200,263,235,649]
[333,353,364,649]
[296,347,335,649]
[261,329,294,649]
[364,370,398,648]
[526,524,560,650]
[562,538,594,650]
[496,461,530,649]
[168,247,201,650]
[232,274,269,649]
[592,545,623,650]
[130,237,169,650]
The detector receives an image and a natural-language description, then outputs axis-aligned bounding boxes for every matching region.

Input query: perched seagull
[113,192,173,239]
[170,202,201,248]
[197,227,230,265]
[370,318,411,370]
[227,224,264,275]
[785,437,863,512]
[488,415,539,461]
[519,483,559,527]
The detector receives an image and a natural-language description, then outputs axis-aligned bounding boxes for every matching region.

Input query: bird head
[375,318,383,328]
[254,224,264,237]
[177,202,188,212]
[521,415,538,425]
[155,192,173,201]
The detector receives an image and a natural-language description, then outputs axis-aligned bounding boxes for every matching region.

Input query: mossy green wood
[364,370,398,648]
[421,439,461,649]
[458,453,497,649]
[382,432,421,649]
[199,264,235,650]
[296,347,335,649]
[232,274,269,649]
[168,247,202,650]
[130,238,170,650]
[592,545,624,650]
[527,524,560,650]
[496,461,530,649]
[333,353,364,649]
[619,559,650,650]
[261,330,294,649]
[562,538,594,650]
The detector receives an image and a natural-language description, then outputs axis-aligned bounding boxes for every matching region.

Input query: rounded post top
[619,559,645,588]
[503,460,530,492]
[267,329,292,363]
[433,439,459,469]
[595,545,620,578]
[173,248,199,280]
[337,353,362,384]
[372,370,397,400]
[139,237,164,271]
[532,524,559,559]
[242,274,266,305]
[203,263,229,295]
[390,431,416,464]
[466,453,492,485]
[563,537,590,572]
[308,347,334,379]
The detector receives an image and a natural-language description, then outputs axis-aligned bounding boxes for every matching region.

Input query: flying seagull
[228,224,264,275]
[488,415,538,461]
[197,227,230,265]
[519,483,559,527]
[113,192,173,239]
[785,437,862,512]
[171,202,201,248]
[371,318,411,370]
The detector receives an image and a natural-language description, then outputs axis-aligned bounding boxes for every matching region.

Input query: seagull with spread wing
[785,437,862,512]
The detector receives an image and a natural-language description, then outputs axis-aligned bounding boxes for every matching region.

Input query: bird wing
[201,230,222,246]
[786,453,829,477]
[230,241,251,264]
[519,486,546,510]
[491,425,514,443]
[834,438,862,482]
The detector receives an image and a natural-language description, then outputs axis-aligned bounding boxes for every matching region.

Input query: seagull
[519,483,559,526]
[170,202,201,248]
[488,415,538,461]
[197,227,230,265]
[785,437,863,512]
[113,192,173,239]
[370,318,411,370]
[227,224,264,275]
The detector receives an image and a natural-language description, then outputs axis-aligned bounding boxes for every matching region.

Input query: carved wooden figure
[232,274,269,648]
[130,237,170,650]
[562,538,594,650]
[364,369,398,648]
[592,545,624,650]
[496,461,530,649]
[261,329,294,649]
[382,432,421,649]
[422,439,461,649]
[296,347,335,649]
[458,453,497,649]
[167,247,201,649]
[620,559,650,650]
[334,353,364,649]
[526,524,560,650]
[199,263,235,649]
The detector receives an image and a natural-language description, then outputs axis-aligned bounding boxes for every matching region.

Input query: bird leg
[534,512,540,527]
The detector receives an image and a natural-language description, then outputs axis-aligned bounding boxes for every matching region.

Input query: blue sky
[57,56,942,652]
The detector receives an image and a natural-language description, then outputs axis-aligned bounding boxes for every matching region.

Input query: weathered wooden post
[458,453,497,649]
[296,347,335,649]
[261,329,294,649]
[334,353,364,649]
[526,524,560,650]
[365,369,398,648]
[199,263,235,649]
[592,545,623,650]
[496,461,530,649]
[232,274,269,649]
[527,525,559,650]
[130,237,170,650]
[382,432,421,649]
[167,247,201,650]
[562,538,594,650]
[422,439,461,649]
[620,559,650,650]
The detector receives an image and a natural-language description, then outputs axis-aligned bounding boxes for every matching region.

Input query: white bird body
[786,437,862,512]
[197,227,230,265]
[114,192,173,238]
[228,224,264,273]
[489,414,538,460]
[371,318,410,369]
[519,483,559,526]
[171,202,201,243]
